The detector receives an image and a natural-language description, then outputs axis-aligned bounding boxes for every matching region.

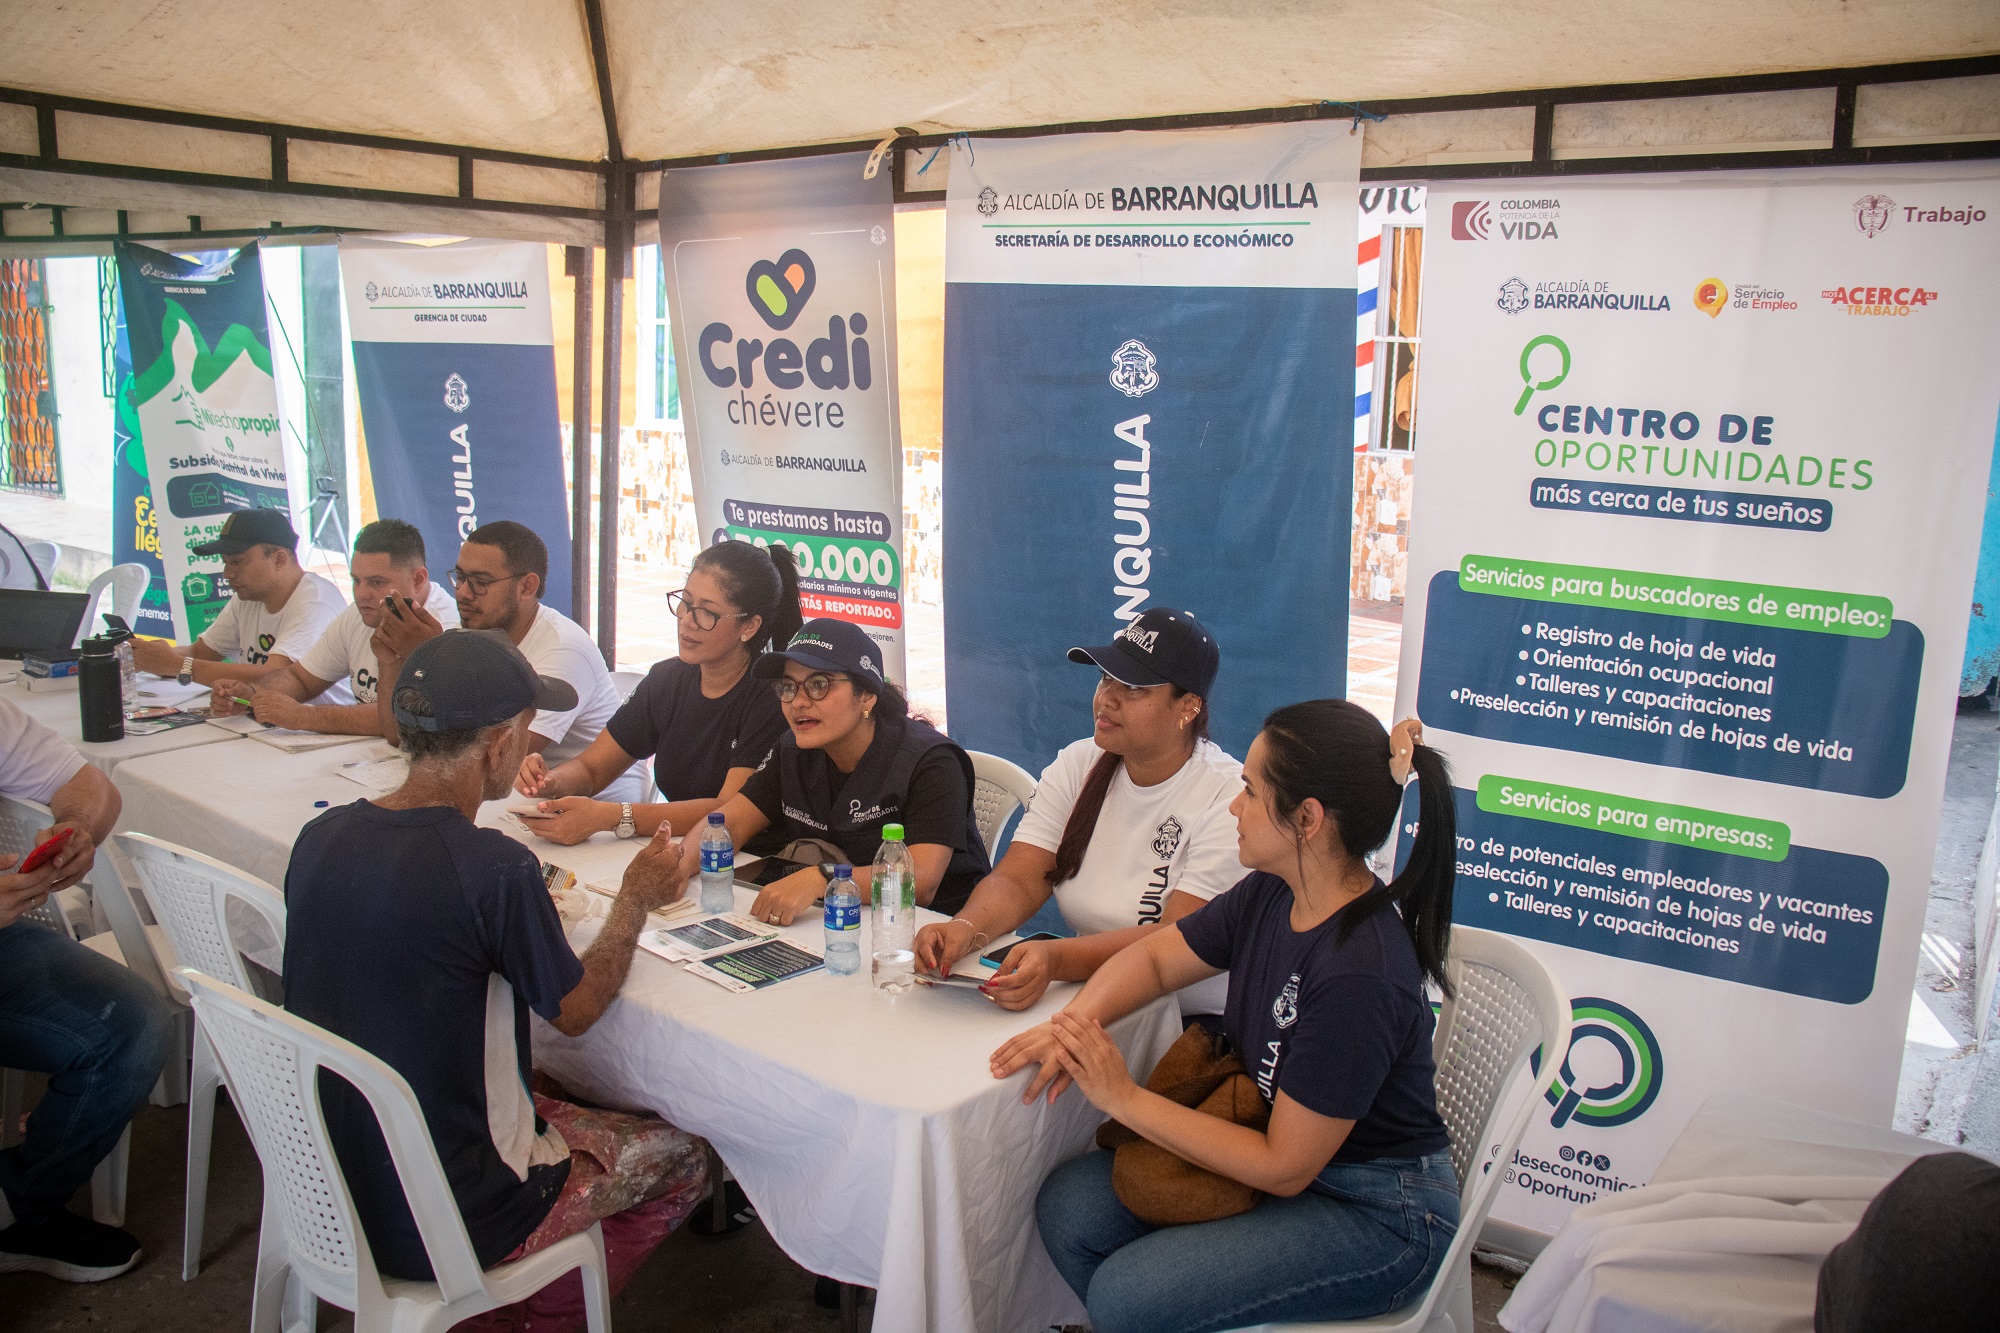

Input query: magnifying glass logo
[1515,334,1571,416]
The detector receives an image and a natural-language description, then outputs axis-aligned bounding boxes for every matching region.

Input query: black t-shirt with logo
[738,720,981,912]
[605,657,787,803]
[1178,871,1450,1167]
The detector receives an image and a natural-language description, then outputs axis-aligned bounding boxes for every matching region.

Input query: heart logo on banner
[745,249,816,330]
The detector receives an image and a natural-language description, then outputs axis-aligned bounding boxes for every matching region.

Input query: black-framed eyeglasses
[666,589,744,632]
[773,673,848,704]
[447,568,526,594]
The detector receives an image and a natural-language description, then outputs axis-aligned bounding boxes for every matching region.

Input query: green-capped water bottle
[870,824,915,992]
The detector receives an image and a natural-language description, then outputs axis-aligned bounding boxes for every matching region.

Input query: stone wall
[1351,451,1414,603]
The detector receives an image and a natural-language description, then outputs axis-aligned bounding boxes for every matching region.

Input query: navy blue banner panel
[943,282,1352,768]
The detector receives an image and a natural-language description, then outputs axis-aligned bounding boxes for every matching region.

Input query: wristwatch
[817,861,841,882]
[615,803,636,839]
[177,655,194,687]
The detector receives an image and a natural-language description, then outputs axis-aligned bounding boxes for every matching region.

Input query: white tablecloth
[3,675,239,774]
[1499,1093,1973,1333]
[111,738,1185,1332]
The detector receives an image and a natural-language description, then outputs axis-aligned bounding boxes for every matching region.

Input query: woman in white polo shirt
[914,607,1243,1016]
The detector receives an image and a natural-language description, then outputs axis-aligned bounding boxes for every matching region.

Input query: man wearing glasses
[371,520,644,800]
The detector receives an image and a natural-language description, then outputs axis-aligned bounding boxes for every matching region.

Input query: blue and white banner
[339,239,572,614]
[942,123,1360,766]
[1398,165,2000,1236]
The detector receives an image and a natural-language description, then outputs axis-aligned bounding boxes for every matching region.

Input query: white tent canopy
[3,0,1997,163]
[0,1,1996,249]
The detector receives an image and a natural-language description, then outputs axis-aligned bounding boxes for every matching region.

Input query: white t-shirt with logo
[517,603,644,802]
[296,582,460,706]
[1012,737,1245,1015]
[198,571,345,668]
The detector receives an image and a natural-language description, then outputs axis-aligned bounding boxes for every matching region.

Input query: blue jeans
[0,921,172,1226]
[1037,1148,1460,1333]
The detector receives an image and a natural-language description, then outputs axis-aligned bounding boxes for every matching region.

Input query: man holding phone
[210,519,459,736]
[0,698,171,1282]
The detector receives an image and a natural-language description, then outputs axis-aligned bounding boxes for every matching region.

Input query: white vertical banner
[1397,165,2000,1235]
[661,153,907,682]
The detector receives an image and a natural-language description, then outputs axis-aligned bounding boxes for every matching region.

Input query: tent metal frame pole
[565,243,595,631]
[584,0,627,667]
[596,165,627,666]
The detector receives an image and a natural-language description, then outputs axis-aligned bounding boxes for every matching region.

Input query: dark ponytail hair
[1048,688,1210,887]
[1257,700,1456,995]
[862,679,910,722]
[692,540,803,653]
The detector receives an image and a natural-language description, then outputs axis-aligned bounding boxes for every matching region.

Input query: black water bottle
[77,628,126,743]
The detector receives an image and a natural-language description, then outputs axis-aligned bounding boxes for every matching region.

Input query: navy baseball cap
[1069,607,1219,698]
[193,508,299,555]
[391,629,577,732]
[753,618,888,693]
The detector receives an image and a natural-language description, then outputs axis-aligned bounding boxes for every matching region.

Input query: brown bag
[1094,1022,1273,1226]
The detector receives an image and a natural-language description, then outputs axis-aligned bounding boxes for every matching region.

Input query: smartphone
[384,595,408,620]
[19,827,75,874]
[980,932,1063,969]
[736,855,813,888]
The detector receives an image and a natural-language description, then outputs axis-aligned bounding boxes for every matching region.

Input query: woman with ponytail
[513,540,800,847]
[994,701,1459,1333]
[914,608,1244,1015]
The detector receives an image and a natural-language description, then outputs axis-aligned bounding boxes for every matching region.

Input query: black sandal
[687,1178,756,1237]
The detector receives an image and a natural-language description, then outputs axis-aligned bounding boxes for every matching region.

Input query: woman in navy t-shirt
[994,699,1460,1333]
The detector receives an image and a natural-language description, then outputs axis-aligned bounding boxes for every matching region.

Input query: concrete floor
[2,1086,1516,1331]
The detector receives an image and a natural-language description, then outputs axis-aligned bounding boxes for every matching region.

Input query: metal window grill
[97,256,118,400]
[0,258,62,496]
[1372,225,1424,454]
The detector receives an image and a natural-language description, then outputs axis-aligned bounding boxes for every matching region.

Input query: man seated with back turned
[129,509,343,688]
[209,519,459,735]
[370,519,644,800]
[283,630,708,1329]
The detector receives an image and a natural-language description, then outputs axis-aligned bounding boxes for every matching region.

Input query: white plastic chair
[178,968,613,1333]
[116,831,286,1281]
[24,539,60,586]
[967,750,1036,861]
[0,795,132,1227]
[73,562,152,646]
[609,670,644,702]
[1224,926,1573,1333]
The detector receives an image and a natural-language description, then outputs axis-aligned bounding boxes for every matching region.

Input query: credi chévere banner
[659,153,907,683]
[1398,165,2000,1237]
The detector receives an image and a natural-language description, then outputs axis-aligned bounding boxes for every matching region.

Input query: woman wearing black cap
[512,540,799,849]
[914,607,1244,1015]
[688,618,991,926]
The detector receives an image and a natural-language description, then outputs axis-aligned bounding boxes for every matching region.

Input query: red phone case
[19,828,74,873]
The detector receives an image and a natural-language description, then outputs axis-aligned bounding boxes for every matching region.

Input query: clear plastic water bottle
[823,865,861,975]
[871,824,916,992]
[116,638,139,718]
[698,812,735,915]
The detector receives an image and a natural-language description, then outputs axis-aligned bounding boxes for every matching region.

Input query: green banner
[1476,773,1791,861]
[1459,553,1893,639]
